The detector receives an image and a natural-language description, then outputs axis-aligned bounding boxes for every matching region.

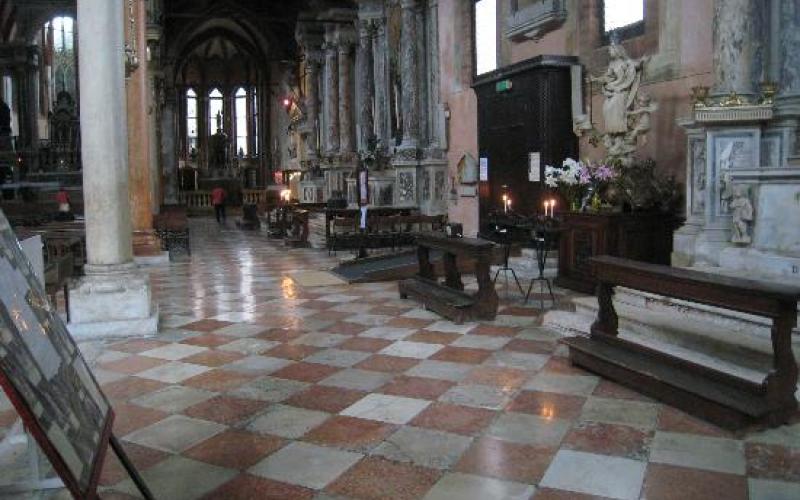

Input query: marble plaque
[709,131,758,217]
[0,209,112,498]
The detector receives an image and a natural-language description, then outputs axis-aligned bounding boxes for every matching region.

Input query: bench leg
[764,306,799,414]
[590,282,618,338]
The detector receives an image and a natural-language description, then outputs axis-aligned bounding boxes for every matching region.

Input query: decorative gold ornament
[690,86,710,108]
[124,0,139,77]
[760,81,778,105]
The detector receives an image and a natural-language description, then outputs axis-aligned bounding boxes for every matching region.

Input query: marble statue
[728,184,754,244]
[576,42,655,165]
[593,44,644,134]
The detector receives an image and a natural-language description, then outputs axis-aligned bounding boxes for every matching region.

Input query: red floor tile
[456,436,556,483]
[592,379,654,403]
[203,474,314,500]
[471,325,520,337]
[182,369,257,392]
[259,328,307,342]
[185,430,285,469]
[100,355,168,375]
[503,338,555,354]
[430,346,493,364]
[102,378,167,402]
[410,403,496,436]
[182,349,246,367]
[507,391,587,420]
[405,330,462,345]
[110,339,169,354]
[563,421,652,461]
[182,319,234,332]
[183,334,237,348]
[99,442,168,486]
[271,362,341,383]
[379,376,454,400]
[746,442,800,482]
[284,385,367,413]
[642,463,748,500]
[304,416,396,452]
[338,337,394,353]
[464,366,528,389]
[326,457,442,500]
[327,321,369,336]
[112,403,169,436]
[355,354,421,373]
[265,343,321,361]
[386,317,435,329]
[184,396,269,425]
[656,406,734,438]
[533,488,613,500]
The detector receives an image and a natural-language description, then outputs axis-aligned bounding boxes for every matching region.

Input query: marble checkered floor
[4,218,799,499]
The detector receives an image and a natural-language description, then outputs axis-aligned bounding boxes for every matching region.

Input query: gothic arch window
[208,88,224,133]
[186,88,198,153]
[602,0,645,40]
[235,87,248,156]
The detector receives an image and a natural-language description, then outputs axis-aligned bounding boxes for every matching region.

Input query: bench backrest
[591,255,800,320]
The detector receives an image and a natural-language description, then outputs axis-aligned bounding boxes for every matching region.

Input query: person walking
[212,185,227,224]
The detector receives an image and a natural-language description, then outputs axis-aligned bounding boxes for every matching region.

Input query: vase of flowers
[545,158,617,212]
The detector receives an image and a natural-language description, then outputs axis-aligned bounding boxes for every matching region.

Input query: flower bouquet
[545,158,617,211]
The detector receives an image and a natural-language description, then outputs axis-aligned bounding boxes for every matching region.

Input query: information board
[0,210,113,499]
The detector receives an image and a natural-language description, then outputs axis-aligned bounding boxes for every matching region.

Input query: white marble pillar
[356,19,375,151]
[712,0,765,98]
[372,17,391,150]
[338,29,356,156]
[399,0,421,151]
[324,27,340,155]
[69,0,157,339]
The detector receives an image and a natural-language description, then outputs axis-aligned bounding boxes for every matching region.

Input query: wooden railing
[179,191,213,209]
[242,189,270,205]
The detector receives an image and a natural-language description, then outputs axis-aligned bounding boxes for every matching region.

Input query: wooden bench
[399,233,498,324]
[561,255,800,429]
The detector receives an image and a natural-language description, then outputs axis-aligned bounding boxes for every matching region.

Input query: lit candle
[550,199,556,217]
[543,200,548,216]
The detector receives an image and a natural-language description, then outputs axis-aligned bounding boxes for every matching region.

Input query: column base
[133,230,170,265]
[67,264,158,340]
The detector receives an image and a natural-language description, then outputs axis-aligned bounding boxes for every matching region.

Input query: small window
[235,87,248,156]
[474,0,497,76]
[186,89,198,153]
[603,0,644,34]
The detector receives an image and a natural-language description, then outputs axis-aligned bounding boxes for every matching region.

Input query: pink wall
[438,0,716,222]
[439,0,480,236]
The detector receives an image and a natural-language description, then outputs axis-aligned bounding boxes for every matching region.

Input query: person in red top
[54,186,74,221]
[211,186,227,224]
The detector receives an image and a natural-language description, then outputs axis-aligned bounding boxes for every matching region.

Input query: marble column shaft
[127,0,156,246]
[305,49,322,161]
[162,92,178,204]
[338,33,355,154]
[78,0,134,267]
[372,18,391,149]
[712,0,765,97]
[779,0,800,96]
[324,32,340,155]
[356,20,375,151]
[400,0,421,150]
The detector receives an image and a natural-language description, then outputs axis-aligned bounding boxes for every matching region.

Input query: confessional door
[474,57,578,231]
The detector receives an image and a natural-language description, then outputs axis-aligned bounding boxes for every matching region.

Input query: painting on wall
[0,209,113,498]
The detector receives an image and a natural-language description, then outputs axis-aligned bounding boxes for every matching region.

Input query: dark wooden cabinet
[555,212,681,294]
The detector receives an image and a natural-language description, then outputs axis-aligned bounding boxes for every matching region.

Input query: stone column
[324,27,340,155]
[69,0,157,339]
[399,0,421,151]
[305,48,323,163]
[778,0,800,99]
[162,90,178,203]
[373,17,391,150]
[338,28,356,156]
[712,0,765,98]
[127,0,163,259]
[356,19,375,151]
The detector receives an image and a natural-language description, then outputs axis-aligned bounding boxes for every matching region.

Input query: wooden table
[399,233,498,324]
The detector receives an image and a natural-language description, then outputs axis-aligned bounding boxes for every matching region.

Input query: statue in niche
[578,42,655,166]
[692,141,706,212]
[592,43,644,134]
[728,185,754,244]
[208,112,229,173]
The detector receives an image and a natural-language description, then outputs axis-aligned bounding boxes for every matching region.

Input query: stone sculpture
[578,42,656,165]
[728,184,754,244]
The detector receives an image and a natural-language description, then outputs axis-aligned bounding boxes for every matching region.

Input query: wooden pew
[561,255,800,429]
[399,233,498,324]
[154,205,190,256]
